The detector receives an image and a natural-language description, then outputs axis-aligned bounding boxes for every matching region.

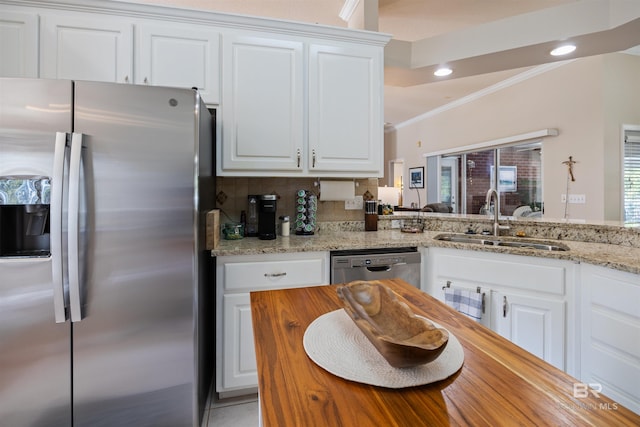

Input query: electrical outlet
[568,194,586,204]
[344,195,364,210]
[561,194,586,204]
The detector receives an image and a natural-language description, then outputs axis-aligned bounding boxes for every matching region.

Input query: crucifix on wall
[562,156,577,181]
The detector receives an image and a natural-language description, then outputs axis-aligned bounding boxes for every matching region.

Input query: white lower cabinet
[425,247,576,374]
[220,293,255,391]
[216,251,329,397]
[580,264,640,414]
[491,290,565,369]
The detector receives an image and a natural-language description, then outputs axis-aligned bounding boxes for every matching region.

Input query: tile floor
[202,391,260,427]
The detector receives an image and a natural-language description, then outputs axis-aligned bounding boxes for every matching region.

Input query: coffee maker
[258,195,277,240]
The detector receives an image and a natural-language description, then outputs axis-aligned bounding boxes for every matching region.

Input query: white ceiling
[373,0,579,126]
[141,0,640,125]
[378,0,576,41]
[380,0,640,125]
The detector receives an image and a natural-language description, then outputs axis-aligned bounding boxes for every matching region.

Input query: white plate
[303,309,464,388]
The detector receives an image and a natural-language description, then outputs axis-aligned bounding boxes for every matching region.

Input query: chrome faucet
[485,188,510,236]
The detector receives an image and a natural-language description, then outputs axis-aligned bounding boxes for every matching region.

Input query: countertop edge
[211,230,640,275]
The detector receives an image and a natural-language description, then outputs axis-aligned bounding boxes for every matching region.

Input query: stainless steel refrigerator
[0,78,214,426]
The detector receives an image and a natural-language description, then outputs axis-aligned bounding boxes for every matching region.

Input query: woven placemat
[303,309,464,388]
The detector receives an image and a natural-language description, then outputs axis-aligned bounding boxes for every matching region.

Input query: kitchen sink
[493,240,569,251]
[434,233,569,251]
[434,234,494,245]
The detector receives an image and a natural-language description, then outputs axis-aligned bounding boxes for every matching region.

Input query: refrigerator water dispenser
[0,177,51,257]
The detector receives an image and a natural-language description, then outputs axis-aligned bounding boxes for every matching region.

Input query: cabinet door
[41,14,133,83]
[216,252,329,395]
[0,12,38,78]
[219,35,304,174]
[580,264,640,414]
[492,291,565,370]
[308,43,383,176]
[136,23,220,104]
[221,293,257,391]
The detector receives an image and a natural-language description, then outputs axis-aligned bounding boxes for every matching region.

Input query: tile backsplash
[214,177,379,224]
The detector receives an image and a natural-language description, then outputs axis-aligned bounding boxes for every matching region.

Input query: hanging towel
[443,287,484,321]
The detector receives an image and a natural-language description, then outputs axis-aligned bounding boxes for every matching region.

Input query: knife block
[365,213,378,231]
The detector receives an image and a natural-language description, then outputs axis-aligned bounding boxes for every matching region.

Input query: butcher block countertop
[250,279,639,426]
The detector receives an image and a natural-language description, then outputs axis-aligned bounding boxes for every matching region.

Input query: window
[428,141,543,217]
[624,130,640,226]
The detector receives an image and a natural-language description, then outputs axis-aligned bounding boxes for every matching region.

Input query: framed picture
[408,167,424,188]
[490,166,517,192]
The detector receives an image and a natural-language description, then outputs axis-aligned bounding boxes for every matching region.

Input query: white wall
[388,53,640,221]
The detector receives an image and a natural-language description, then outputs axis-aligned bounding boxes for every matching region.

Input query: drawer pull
[503,296,508,318]
[264,272,287,278]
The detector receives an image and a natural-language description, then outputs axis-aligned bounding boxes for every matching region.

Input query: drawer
[220,252,329,292]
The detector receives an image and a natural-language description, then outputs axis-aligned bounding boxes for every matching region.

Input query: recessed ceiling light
[434,67,453,77]
[550,44,576,56]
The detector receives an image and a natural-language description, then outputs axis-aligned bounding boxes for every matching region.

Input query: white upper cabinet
[308,43,383,174]
[0,11,38,78]
[41,14,134,83]
[218,33,388,177]
[136,23,220,104]
[220,34,304,173]
[38,12,220,104]
[3,0,390,175]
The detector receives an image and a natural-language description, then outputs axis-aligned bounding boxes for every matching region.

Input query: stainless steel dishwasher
[330,247,421,287]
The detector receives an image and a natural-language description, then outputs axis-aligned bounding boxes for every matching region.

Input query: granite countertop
[211,228,640,275]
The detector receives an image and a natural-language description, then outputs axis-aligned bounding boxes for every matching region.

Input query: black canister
[258,195,277,240]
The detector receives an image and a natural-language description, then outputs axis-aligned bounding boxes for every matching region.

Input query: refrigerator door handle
[51,132,69,323]
[68,132,84,322]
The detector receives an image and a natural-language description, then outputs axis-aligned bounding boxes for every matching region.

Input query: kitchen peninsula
[215,215,640,411]
[250,279,639,426]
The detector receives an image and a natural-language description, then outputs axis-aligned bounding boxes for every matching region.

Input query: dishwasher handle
[363,261,408,272]
[366,265,392,273]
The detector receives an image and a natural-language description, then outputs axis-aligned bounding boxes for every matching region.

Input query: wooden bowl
[336,280,449,368]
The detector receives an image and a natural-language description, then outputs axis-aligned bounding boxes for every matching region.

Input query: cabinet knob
[144,77,148,84]
[124,75,129,83]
